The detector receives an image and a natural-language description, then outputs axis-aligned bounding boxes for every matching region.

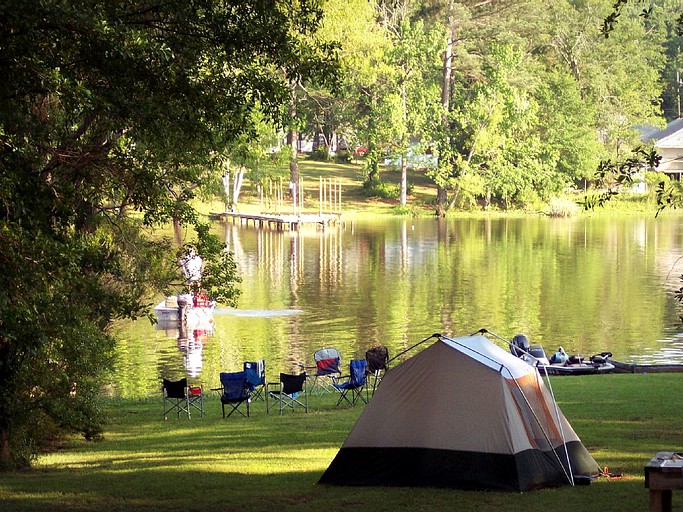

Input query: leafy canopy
[0,0,337,469]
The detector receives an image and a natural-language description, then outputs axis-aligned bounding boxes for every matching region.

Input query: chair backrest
[243,360,266,388]
[365,345,389,373]
[314,348,341,376]
[349,359,367,386]
[280,373,306,395]
[163,378,187,399]
[220,371,249,400]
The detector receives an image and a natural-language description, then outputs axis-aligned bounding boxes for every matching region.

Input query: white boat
[154,294,215,330]
[510,334,614,376]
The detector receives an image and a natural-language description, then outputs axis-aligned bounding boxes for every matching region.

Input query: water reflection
[113,215,683,398]
[155,308,215,378]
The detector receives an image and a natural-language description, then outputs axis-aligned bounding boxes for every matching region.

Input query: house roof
[642,118,683,148]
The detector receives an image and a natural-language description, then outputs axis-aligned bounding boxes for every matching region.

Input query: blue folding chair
[218,371,251,418]
[243,360,266,401]
[332,359,368,407]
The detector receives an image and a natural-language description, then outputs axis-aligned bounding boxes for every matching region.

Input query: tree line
[271,0,677,215]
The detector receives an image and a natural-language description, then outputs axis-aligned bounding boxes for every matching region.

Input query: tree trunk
[222,158,231,212]
[287,77,299,196]
[0,424,11,469]
[400,156,408,206]
[233,165,245,207]
[400,80,408,206]
[173,217,182,246]
[435,187,448,217]
[436,18,454,217]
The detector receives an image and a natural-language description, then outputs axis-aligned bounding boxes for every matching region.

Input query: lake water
[111,214,683,398]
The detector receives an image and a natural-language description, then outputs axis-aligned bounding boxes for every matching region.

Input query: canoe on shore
[608,359,683,374]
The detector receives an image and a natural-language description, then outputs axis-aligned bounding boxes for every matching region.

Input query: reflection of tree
[224,218,683,372]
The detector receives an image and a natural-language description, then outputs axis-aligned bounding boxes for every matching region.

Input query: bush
[361,181,398,199]
[308,146,330,162]
[546,197,580,217]
[335,151,351,164]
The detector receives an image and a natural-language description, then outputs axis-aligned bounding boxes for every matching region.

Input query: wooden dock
[609,359,683,374]
[209,211,340,230]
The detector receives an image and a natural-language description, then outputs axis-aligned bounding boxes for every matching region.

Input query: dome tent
[319,334,600,492]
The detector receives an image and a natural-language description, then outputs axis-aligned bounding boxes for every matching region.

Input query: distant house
[640,118,683,180]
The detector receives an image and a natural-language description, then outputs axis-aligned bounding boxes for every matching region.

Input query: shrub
[546,197,580,217]
[335,151,351,164]
[308,146,330,162]
[361,181,398,199]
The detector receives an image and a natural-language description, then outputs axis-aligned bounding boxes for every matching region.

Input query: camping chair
[218,371,251,418]
[188,384,204,416]
[266,372,308,414]
[365,345,389,396]
[243,360,266,401]
[309,347,341,395]
[333,359,368,406]
[163,378,203,419]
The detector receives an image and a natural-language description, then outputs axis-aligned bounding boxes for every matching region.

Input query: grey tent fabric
[319,335,600,492]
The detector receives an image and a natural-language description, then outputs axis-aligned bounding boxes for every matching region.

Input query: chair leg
[189,395,204,418]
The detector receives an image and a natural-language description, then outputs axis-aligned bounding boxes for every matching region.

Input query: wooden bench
[645,452,683,512]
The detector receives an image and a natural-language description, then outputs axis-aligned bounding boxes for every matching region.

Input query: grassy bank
[199,158,662,219]
[1,373,682,512]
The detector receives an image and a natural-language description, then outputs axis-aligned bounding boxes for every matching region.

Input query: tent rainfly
[319,334,600,492]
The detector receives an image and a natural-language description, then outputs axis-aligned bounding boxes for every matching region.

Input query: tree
[280,0,344,202]
[0,0,336,469]
[383,15,443,205]
[423,0,528,215]
[297,0,390,179]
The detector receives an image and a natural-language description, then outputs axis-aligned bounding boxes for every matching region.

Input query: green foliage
[360,180,399,200]
[334,151,352,164]
[309,146,332,161]
[580,147,661,211]
[0,0,335,469]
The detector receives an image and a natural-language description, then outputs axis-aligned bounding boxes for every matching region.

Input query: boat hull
[536,362,615,376]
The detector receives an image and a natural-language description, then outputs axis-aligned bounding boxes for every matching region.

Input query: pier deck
[210,211,340,230]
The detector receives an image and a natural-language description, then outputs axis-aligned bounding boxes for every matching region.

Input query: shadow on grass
[3,375,683,512]
[0,464,649,512]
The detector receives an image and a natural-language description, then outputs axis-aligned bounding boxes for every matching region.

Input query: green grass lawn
[199,157,661,220]
[2,373,682,512]
[202,159,448,219]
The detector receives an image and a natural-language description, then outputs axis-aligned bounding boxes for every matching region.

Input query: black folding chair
[219,371,251,418]
[266,372,308,414]
[163,378,202,420]
[365,345,389,396]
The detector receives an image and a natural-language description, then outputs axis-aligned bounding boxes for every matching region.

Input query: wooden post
[299,177,304,215]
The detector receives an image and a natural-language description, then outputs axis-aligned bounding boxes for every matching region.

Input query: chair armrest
[266,382,282,392]
[332,374,350,384]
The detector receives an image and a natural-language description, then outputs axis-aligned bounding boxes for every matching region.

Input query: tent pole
[476,328,575,486]
[387,333,440,365]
